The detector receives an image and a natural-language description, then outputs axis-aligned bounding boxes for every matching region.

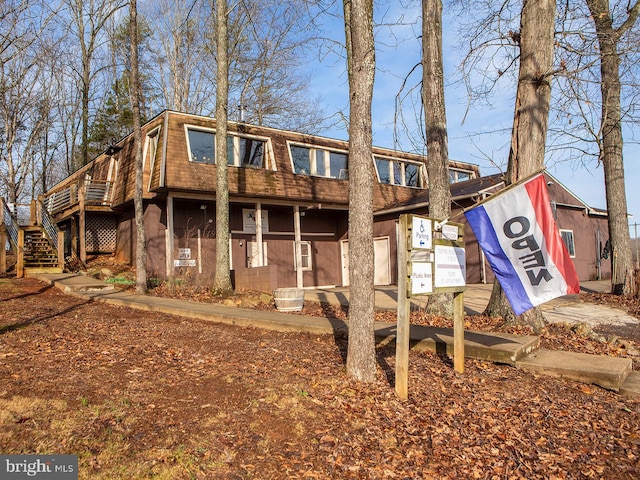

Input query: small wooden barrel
[273,288,304,312]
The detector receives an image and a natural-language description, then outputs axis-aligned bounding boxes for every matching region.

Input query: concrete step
[619,371,640,399]
[516,349,633,392]
[24,267,64,275]
[373,324,540,365]
[29,272,114,292]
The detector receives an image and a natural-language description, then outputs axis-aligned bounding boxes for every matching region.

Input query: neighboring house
[375,173,611,283]
[19,110,608,290]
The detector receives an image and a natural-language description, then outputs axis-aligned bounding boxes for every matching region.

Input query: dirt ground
[1,275,639,479]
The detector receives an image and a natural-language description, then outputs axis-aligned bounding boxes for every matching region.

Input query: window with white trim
[449,169,474,183]
[289,143,348,179]
[144,127,160,168]
[560,229,575,258]
[185,126,272,169]
[374,156,424,188]
[186,127,216,164]
[294,241,312,271]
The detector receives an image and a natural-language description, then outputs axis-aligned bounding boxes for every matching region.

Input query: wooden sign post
[395,214,466,400]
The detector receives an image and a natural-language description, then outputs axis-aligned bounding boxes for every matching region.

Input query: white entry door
[374,237,391,285]
[341,240,350,286]
[340,237,390,286]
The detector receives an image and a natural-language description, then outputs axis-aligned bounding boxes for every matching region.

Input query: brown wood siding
[110,117,164,207]
[167,199,345,286]
[49,111,478,214]
[89,157,111,180]
[116,210,134,264]
[115,201,166,275]
[148,118,165,192]
[556,208,611,281]
[154,111,452,209]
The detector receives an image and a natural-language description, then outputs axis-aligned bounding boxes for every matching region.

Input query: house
[1,110,610,289]
[374,173,611,284]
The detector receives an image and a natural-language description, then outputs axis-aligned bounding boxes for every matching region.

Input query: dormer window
[289,143,349,179]
[187,128,216,164]
[185,125,273,169]
[374,156,424,188]
[450,169,474,183]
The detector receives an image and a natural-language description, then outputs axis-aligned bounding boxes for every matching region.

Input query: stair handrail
[1,198,20,249]
[39,200,59,251]
[38,199,85,269]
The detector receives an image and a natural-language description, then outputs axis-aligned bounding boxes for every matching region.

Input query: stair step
[619,371,640,399]
[516,349,632,392]
[24,267,64,275]
[401,325,540,365]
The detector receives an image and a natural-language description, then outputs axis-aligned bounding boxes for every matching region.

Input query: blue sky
[308,5,639,233]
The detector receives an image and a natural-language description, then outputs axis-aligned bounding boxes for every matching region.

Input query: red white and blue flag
[464,173,580,315]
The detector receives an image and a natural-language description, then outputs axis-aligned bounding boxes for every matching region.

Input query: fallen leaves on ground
[150,279,640,371]
[1,276,639,479]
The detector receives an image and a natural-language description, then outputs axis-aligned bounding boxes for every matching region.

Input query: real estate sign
[396,214,467,400]
[406,215,465,295]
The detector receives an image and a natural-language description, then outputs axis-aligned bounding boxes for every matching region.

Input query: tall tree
[89,16,154,157]
[343,0,377,382]
[231,0,326,132]
[423,0,453,317]
[145,0,212,114]
[585,0,639,295]
[0,50,50,204]
[0,0,58,202]
[129,0,147,295]
[213,0,233,292]
[143,0,324,132]
[63,0,126,169]
[484,0,556,331]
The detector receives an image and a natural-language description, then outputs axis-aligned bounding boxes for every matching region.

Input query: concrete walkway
[32,273,639,399]
[306,280,640,328]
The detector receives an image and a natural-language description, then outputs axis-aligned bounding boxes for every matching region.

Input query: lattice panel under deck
[86,215,117,252]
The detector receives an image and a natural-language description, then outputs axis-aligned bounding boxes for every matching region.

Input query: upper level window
[330,151,348,179]
[449,169,473,183]
[144,126,161,189]
[235,137,265,168]
[187,128,215,164]
[144,127,160,168]
[375,156,423,188]
[289,143,348,179]
[186,126,272,169]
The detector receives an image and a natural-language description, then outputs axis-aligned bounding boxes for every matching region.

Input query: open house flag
[464,173,580,315]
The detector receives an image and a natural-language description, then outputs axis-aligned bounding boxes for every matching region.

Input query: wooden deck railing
[43,179,112,215]
[1,198,19,249]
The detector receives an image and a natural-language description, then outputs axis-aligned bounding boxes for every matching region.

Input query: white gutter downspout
[166,193,175,279]
[255,202,264,266]
[294,205,303,288]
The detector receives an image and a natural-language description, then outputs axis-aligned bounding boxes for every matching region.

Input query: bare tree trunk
[484,0,556,332]
[423,0,453,318]
[343,0,376,383]
[67,0,125,168]
[586,0,639,296]
[129,0,147,295]
[213,0,232,292]
[81,64,90,168]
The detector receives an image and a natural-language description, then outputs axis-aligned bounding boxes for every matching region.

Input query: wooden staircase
[22,226,63,275]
